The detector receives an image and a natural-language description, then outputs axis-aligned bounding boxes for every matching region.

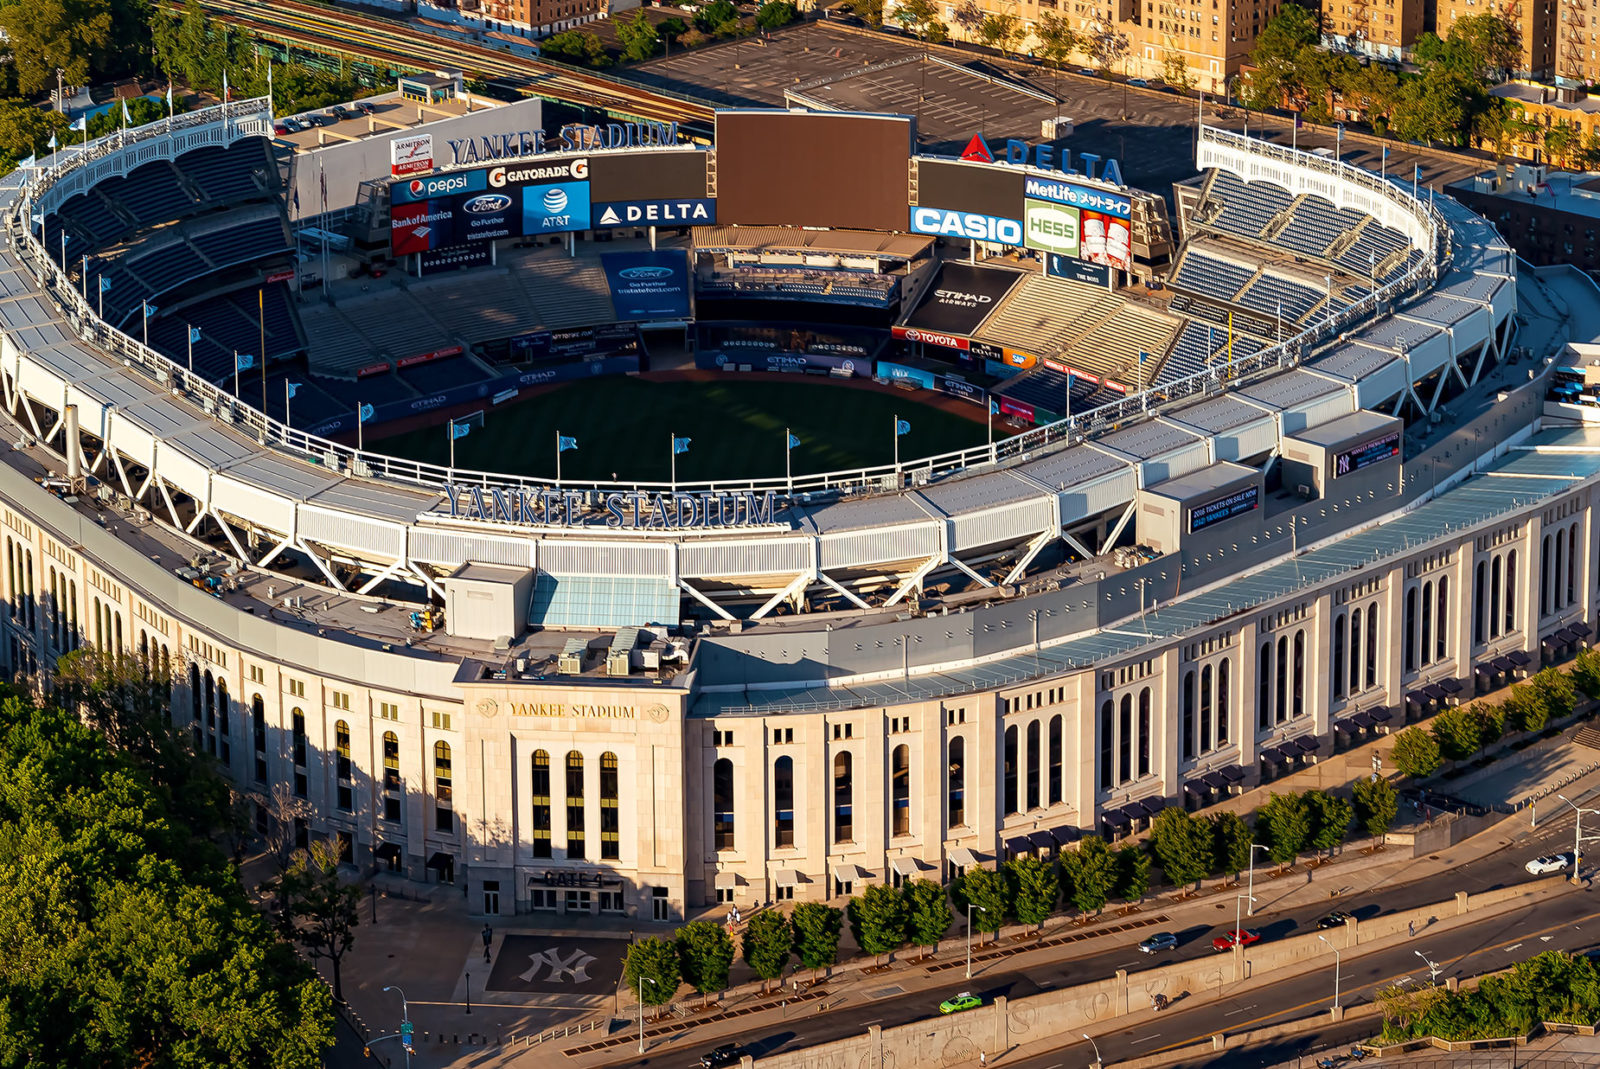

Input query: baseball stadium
[1,75,1583,927]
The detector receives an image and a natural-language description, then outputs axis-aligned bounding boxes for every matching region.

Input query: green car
[939,992,983,1014]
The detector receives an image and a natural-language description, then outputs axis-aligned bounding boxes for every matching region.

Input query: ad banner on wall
[600,250,691,320]
[1046,253,1113,287]
[510,323,641,362]
[1080,210,1133,272]
[902,263,1023,336]
[1024,199,1080,256]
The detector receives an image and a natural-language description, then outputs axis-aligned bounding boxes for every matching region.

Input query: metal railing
[11,105,1450,511]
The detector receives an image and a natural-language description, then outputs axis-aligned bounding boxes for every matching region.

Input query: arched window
[189,663,201,726]
[1098,701,1113,791]
[1025,722,1041,810]
[1404,587,1418,673]
[1217,657,1231,745]
[1003,724,1019,815]
[1568,527,1579,607]
[1365,604,1378,687]
[383,731,401,791]
[1506,550,1518,633]
[1138,687,1152,777]
[291,708,306,775]
[1332,613,1346,700]
[1182,670,1196,760]
[1292,630,1305,717]
[1541,534,1552,617]
[1436,576,1449,662]
[1275,635,1288,723]
[203,670,215,732]
[947,738,966,828]
[601,752,620,860]
[1474,560,1487,643]
[1048,715,1063,805]
[774,755,796,846]
[334,720,352,811]
[833,751,854,844]
[531,750,552,858]
[1118,694,1133,784]
[434,741,454,833]
[1350,607,1363,692]
[892,744,911,836]
[565,752,586,859]
[1258,641,1272,730]
[215,679,229,739]
[1200,663,1214,754]
[251,695,267,784]
[1490,554,1503,638]
[713,757,735,851]
[1555,534,1566,610]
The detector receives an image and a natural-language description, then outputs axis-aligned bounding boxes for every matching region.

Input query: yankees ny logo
[519,946,596,985]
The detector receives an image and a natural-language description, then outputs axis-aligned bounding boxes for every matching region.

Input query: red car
[1212,928,1261,951]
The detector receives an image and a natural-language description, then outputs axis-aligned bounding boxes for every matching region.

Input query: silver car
[1138,932,1178,954]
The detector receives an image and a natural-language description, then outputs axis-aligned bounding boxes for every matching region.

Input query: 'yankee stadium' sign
[445,486,780,529]
[446,122,680,165]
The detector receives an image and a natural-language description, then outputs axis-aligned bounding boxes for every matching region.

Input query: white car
[1525,852,1575,876]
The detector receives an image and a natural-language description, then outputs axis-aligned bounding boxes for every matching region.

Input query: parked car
[353,100,376,116]
[1078,67,1098,76]
[1526,852,1575,876]
[1127,77,1150,87]
[1212,928,1261,951]
[328,105,355,121]
[272,122,292,136]
[1138,932,1179,954]
[939,992,983,1014]
[700,1044,742,1068]
[302,113,333,127]
[1317,911,1354,929]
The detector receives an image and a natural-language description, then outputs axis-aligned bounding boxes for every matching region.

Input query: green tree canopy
[790,901,843,976]
[1004,855,1060,929]
[1392,726,1443,778]
[624,936,681,1006]
[1352,775,1399,839]
[1257,791,1312,865]
[675,920,735,995]
[0,0,114,98]
[902,877,953,950]
[1305,789,1354,855]
[274,840,361,1004]
[740,910,791,990]
[847,883,908,961]
[1115,845,1151,903]
[1149,808,1214,889]
[541,28,611,66]
[616,9,661,62]
[756,0,798,28]
[1211,810,1255,878]
[1061,835,1118,915]
[958,866,1010,937]
[1432,706,1484,761]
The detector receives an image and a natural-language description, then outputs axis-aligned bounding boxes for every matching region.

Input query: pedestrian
[1408,920,1415,937]
[979,1052,987,1067]
[482,922,494,962]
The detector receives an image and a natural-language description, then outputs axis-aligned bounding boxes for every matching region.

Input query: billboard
[600,250,691,320]
[391,169,487,204]
[1046,253,1113,287]
[876,360,937,388]
[902,263,1023,336]
[510,323,641,362]
[1022,174,1132,220]
[522,181,590,235]
[713,110,913,232]
[390,176,592,250]
[391,133,433,177]
[1024,200,1080,256]
[419,244,491,274]
[390,200,451,255]
[1333,430,1401,477]
[1080,210,1133,272]
[698,323,880,366]
[916,158,1024,220]
[909,206,1023,246]
[587,149,708,202]
[487,157,589,186]
[592,198,715,227]
[1188,485,1260,533]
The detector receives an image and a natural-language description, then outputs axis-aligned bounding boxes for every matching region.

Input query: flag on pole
[989,398,999,415]
[787,433,800,449]
[142,300,157,317]
[286,381,300,398]
[452,421,471,440]
[1138,351,1148,363]
[189,326,202,343]
[68,116,86,132]
[672,436,691,455]
[235,352,254,371]
[558,435,578,452]
[19,154,34,169]
[47,134,58,150]
[895,419,910,436]
[98,275,112,293]
[358,403,374,423]
[121,99,131,125]
[223,70,230,104]
[166,84,174,112]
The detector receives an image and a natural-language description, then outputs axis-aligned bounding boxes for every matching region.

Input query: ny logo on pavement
[519,946,596,985]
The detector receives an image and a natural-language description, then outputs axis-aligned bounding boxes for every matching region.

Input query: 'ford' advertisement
[600,251,691,320]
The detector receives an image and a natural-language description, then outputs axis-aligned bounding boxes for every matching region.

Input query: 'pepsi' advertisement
[600,251,691,320]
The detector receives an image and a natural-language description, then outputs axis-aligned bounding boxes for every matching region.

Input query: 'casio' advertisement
[909,206,1024,246]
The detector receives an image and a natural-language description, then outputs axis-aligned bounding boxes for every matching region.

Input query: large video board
[388,158,591,254]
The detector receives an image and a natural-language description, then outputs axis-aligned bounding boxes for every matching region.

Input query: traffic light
[362,1046,371,1058]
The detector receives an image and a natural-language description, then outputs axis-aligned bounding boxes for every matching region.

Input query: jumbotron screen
[713,111,913,232]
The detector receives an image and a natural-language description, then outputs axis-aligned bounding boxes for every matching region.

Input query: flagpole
[285,379,292,429]
[358,404,364,452]
[449,419,457,469]
[670,432,676,493]
[187,325,194,373]
[233,351,240,397]
[893,413,900,473]
[785,427,792,496]
[259,288,267,411]
[556,430,562,486]
[142,300,148,349]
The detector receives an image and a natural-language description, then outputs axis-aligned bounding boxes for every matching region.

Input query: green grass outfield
[374,375,989,483]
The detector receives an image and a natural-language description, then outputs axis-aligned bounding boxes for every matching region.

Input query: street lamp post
[1082,1032,1103,1069]
[1555,794,1600,885]
[381,985,414,1069]
[1246,844,1269,915]
[637,976,657,1054]
[1317,935,1342,1011]
[966,903,988,979]
[1415,949,1441,985]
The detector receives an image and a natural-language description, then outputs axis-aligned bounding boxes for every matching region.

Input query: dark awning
[1219,766,1246,783]
[1259,746,1285,763]
[1437,677,1463,695]
[1543,632,1565,649]
[1005,836,1033,856]
[1366,707,1393,723]
[426,851,454,871]
[1350,710,1376,728]
[1123,799,1152,819]
[1490,655,1515,672]
[1101,808,1131,829]
[1573,621,1593,639]
[1297,735,1323,753]
[1028,830,1056,850]
[1184,781,1208,797]
[1050,825,1080,845]
[1508,650,1532,667]
[1473,662,1494,677]
[1334,720,1355,734]
[1422,683,1448,702]
[374,842,402,861]
[1202,770,1231,790]
[1406,690,1429,706]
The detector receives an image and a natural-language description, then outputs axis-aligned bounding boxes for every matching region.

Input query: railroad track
[193,0,715,125]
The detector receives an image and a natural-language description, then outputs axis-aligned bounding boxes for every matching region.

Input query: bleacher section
[412,269,543,343]
[1074,305,1180,376]
[145,282,300,383]
[1169,247,1256,303]
[1335,219,1410,279]
[997,365,1102,417]
[1235,272,1325,323]
[329,290,453,365]
[1202,171,1294,238]
[515,258,617,329]
[978,276,1121,357]
[300,303,380,373]
[1269,194,1360,259]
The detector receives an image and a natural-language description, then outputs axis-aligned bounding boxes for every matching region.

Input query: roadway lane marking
[1222,1005,1255,1016]
[1145,905,1600,1056]
[1130,1034,1162,1044]
[1505,943,1523,953]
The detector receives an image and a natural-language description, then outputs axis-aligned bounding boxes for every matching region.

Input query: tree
[790,901,843,978]
[0,99,70,171]
[0,0,114,98]
[541,28,610,66]
[741,910,791,992]
[846,0,885,27]
[1005,855,1060,931]
[902,877,953,954]
[1149,808,1214,890]
[1244,5,1320,111]
[275,840,361,1004]
[1060,835,1118,916]
[624,936,681,1007]
[977,12,1022,58]
[1115,845,1151,904]
[675,920,735,995]
[847,883,908,963]
[0,694,335,1067]
[615,9,660,62]
[1304,789,1353,857]
[1392,726,1443,778]
[1432,705,1485,762]
[1035,12,1078,71]
[1572,648,1600,700]
[697,0,741,32]
[1530,667,1579,723]
[959,866,1010,940]
[1211,810,1255,880]
[1438,11,1521,81]
[1352,776,1399,840]
[1161,51,1195,94]
[891,0,944,40]
[951,0,984,41]
[258,781,314,881]
[1257,791,1311,866]
[756,0,798,28]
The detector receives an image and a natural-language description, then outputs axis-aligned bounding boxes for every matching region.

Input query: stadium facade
[4,98,1588,922]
